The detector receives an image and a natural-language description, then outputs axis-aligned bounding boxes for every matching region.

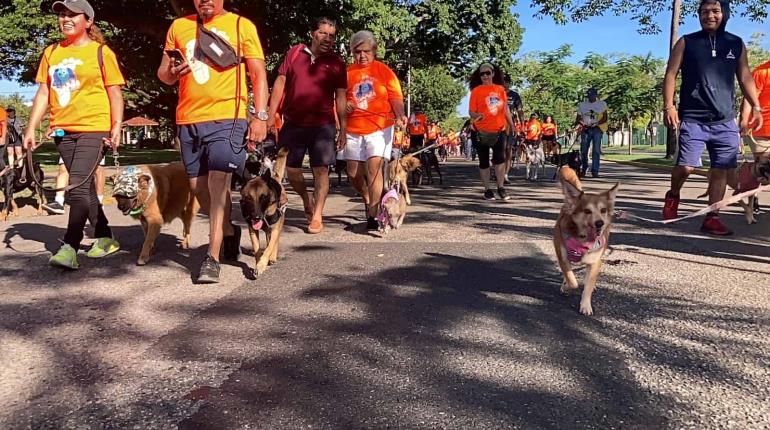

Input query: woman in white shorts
[343,30,407,229]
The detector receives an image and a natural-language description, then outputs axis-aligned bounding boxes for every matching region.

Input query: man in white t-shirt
[575,88,608,178]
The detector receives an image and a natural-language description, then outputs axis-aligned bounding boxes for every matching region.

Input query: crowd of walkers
[1,0,767,283]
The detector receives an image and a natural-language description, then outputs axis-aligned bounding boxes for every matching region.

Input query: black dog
[231,134,279,190]
[330,156,347,187]
[1,155,46,220]
[414,148,443,186]
[550,150,582,181]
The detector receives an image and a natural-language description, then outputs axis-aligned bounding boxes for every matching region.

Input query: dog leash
[25,141,115,193]
[615,183,770,225]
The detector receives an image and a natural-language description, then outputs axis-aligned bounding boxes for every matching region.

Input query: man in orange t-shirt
[741,60,770,159]
[426,121,441,146]
[407,108,428,150]
[158,0,269,283]
[524,114,542,144]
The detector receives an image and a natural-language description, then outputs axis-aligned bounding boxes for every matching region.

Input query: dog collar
[564,235,603,263]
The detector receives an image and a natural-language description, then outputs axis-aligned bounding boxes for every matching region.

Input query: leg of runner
[310,166,330,231]
[346,160,369,209]
[206,171,234,261]
[287,167,314,222]
[366,156,385,218]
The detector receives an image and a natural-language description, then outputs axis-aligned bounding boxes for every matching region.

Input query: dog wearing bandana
[112,162,199,266]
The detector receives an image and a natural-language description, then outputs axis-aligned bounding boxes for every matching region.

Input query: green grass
[603,144,667,154]
[32,141,181,169]
[602,153,675,168]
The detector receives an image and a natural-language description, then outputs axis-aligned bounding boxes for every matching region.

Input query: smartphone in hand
[165,49,186,67]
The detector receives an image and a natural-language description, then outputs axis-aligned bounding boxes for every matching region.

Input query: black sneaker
[483,189,496,200]
[366,216,379,230]
[497,187,510,201]
[222,224,241,261]
[592,172,600,178]
[197,255,220,284]
[43,201,65,215]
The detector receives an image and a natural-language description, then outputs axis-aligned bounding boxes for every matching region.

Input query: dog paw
[180,241,190,250]
[137,256,149,266]
[256,260,268,275]
[560,281,579,295]
[579,300,594,316]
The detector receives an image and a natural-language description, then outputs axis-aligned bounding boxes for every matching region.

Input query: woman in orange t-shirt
[468,63,515,201]
[23,0,125,269]
[541,115,559,157]
[344,30,407,230]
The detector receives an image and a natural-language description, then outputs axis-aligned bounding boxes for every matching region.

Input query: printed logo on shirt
[186,27,232,85]
[485,92,501,116]
[726,50,736,60]
[49,57,83,107]
[353,77,375,110]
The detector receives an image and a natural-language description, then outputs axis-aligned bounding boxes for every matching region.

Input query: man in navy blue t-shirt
[662,0,763,235]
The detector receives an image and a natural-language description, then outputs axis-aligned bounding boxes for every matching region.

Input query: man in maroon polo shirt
[268,17,347,234]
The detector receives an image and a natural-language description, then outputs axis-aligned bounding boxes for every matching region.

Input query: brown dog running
[388,154,421,205]
[113,162,199,266]
[240,148,289,276]
[554,166,619,316]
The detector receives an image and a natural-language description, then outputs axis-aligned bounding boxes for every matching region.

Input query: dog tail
[273,147,289,180]
[558,166,582,191]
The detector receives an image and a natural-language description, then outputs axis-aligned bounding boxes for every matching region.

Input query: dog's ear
[562,180,583,204]
[606,182,620,201]
[138,174,152,189]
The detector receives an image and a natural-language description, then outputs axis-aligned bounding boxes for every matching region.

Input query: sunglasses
[480,71,493,76]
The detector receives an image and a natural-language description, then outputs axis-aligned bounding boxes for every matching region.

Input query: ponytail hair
[87,23,105,44]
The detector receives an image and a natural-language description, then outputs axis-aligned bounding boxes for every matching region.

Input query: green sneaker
[86,237,120,258]
[49,244,79,270]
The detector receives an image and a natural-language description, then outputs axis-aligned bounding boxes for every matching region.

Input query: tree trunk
[628,119,633,155]
[665,0,681,159]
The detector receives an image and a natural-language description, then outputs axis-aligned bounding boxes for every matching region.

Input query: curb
[601,158,709,177]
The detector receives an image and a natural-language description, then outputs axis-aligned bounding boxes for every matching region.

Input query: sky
[1,4,768,109]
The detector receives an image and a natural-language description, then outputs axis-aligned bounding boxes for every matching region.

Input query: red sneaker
[700,214,733,236]
[663,191,679,220]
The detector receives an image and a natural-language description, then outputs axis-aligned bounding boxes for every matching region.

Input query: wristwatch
[256,110,269,121]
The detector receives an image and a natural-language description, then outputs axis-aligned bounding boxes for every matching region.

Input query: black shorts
[178,119,249,178]
[542,134,556,142]
[279,122,336,168]
[472,132,505,169]
[409,134,424,150]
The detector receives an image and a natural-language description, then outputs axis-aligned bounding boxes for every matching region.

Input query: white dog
[525,142,545,181]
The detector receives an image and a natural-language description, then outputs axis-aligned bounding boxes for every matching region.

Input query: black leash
[25,143,115,193]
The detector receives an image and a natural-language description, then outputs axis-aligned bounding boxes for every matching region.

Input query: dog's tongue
[586,226,598,243]
[252,220,263,231]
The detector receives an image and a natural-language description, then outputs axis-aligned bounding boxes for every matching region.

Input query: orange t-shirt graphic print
[346,61,403,135]
[165,13,265,124]
[470,84,507,133]
[36,41,125,132]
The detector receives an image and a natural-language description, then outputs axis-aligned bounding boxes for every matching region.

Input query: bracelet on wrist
[663,106,676,112]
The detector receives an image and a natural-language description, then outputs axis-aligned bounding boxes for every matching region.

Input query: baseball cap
[52,0,95,20]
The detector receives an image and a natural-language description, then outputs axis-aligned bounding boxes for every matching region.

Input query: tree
[528,0,768,35]
[0,0,523,125]
[409,65,465,124]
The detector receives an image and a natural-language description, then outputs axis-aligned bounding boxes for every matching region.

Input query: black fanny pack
[196,15,241,69]
[476,131,500,147]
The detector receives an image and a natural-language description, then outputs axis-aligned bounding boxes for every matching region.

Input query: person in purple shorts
[662,0,763,235]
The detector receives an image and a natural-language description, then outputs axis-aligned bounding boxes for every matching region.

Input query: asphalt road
[1,160,768,429]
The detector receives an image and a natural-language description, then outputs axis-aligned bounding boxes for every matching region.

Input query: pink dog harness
[376,189,400,227]
[564,235,604,263]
